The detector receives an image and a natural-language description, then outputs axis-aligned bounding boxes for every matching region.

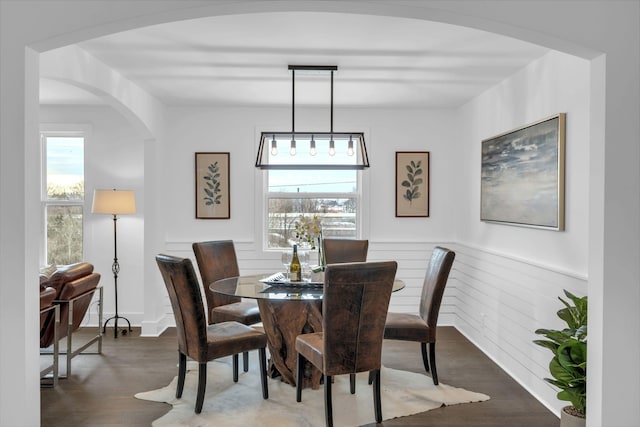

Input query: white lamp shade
[92,189,136,215]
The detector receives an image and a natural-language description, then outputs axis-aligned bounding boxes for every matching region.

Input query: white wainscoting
[158,240,457,326]
[451,243,587,416]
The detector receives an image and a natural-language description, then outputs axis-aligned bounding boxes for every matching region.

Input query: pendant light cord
[330,70,334,133]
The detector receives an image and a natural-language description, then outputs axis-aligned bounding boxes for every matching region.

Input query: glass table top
[210,273,405,301]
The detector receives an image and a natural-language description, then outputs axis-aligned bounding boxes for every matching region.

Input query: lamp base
[103,315,132,338]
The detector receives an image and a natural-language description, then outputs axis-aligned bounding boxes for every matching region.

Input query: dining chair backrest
[156,254,208,362]
[418,247,456,328]
[192,240,242,312]
[322,261,397,376]
[322,238,369,264]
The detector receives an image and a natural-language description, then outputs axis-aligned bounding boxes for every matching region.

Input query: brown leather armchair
[296,261,398,427]
[40,286,59,386]
[383,246,455,385]
[39,262,103,377]
[322,238,369,264]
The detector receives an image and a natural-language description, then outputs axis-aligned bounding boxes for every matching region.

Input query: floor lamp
[92,189,136,338]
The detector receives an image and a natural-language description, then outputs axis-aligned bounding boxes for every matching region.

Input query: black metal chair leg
[421,342,430,373]
[195,363,207,414]
[232,353,239,382]
[324,374,333,427]
[176,352,186,398]
[350,373,356,394]
[368,370,374,385]
[372,369,382,423]
[429,342,438,385]
[243,351,249,372]
[259,347,268,399]
[296,352,304,402]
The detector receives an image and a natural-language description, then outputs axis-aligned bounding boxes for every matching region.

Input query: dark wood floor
[41,326,558,426]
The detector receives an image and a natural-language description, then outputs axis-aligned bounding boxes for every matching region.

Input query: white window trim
[39,124,92,265]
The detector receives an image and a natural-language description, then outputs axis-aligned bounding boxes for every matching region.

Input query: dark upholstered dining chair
[383,246,455,385]
[321,238,369,390]
[322,238,369,264]
[295,261,397,427]
[192,240,261,376]
[155,254,268,414]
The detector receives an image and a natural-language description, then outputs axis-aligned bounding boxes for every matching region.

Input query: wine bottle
[289,244,302,282]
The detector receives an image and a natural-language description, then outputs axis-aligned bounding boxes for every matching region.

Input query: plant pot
[560,406,585,427]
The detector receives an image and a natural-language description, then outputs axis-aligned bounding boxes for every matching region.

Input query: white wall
[36,104,459,327]
[157,106,458,322]
[40,106,146,325]
[453,51,591,414]
[456,51,590,272]
[162,106,456,243]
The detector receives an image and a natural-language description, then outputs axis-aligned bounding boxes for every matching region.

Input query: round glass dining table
[210,273,404,389]
[211,273,405,300]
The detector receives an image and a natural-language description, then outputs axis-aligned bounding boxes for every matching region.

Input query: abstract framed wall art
[481,113,566,230]
[195,152,230,219]
[396,151,430,217]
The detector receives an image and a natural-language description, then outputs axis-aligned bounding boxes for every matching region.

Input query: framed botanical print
[195,152,230,219]
[481,114,565,230]
[396,151,430,217]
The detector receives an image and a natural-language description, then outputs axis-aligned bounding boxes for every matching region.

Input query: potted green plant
[534,290,587,427]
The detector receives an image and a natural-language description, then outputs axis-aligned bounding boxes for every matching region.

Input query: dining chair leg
[195,362,207,414]
[350,373,356,394]
[259,347,268,399]
[372,369,382,423]
[421,342,430,373]
[243,351,249,372]
[176,352,187,398]
[296,352,304,402]
[324,374,333,427]
[232,353,239,383]
[368,370,374,385]
[429,342,439,385]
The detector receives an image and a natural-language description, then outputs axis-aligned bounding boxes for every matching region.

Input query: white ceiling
[40,12,550,109]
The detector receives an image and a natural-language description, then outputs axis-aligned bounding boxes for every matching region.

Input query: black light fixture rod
[330,70,334,133]
[291,68,295,133]
[288,65,338,72]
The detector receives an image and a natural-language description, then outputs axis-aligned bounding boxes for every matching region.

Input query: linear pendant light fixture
[255,65,369,170]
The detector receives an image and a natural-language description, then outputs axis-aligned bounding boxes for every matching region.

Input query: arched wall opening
[3,2,637,427]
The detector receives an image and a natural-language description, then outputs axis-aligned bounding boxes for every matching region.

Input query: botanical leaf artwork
[401,160,423,204]
[203,162,222,207]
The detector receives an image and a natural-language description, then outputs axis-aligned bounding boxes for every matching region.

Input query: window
[265,157,361,249]
[41,132,85,265]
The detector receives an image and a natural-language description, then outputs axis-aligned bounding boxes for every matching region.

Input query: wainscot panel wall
[452,243,587,416]
[158,240,458,331]
[452,50,591,417]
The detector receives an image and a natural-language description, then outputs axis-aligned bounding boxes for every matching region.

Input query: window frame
[262,167,366,252]
[40,125,90,266]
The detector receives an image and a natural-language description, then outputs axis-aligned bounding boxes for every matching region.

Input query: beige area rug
[135,357,489,427]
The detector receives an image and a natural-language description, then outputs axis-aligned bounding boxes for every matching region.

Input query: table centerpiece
[294,214,326,270]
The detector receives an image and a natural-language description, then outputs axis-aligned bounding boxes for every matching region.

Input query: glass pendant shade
[256,65,369,170]
[256,132,369,170]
